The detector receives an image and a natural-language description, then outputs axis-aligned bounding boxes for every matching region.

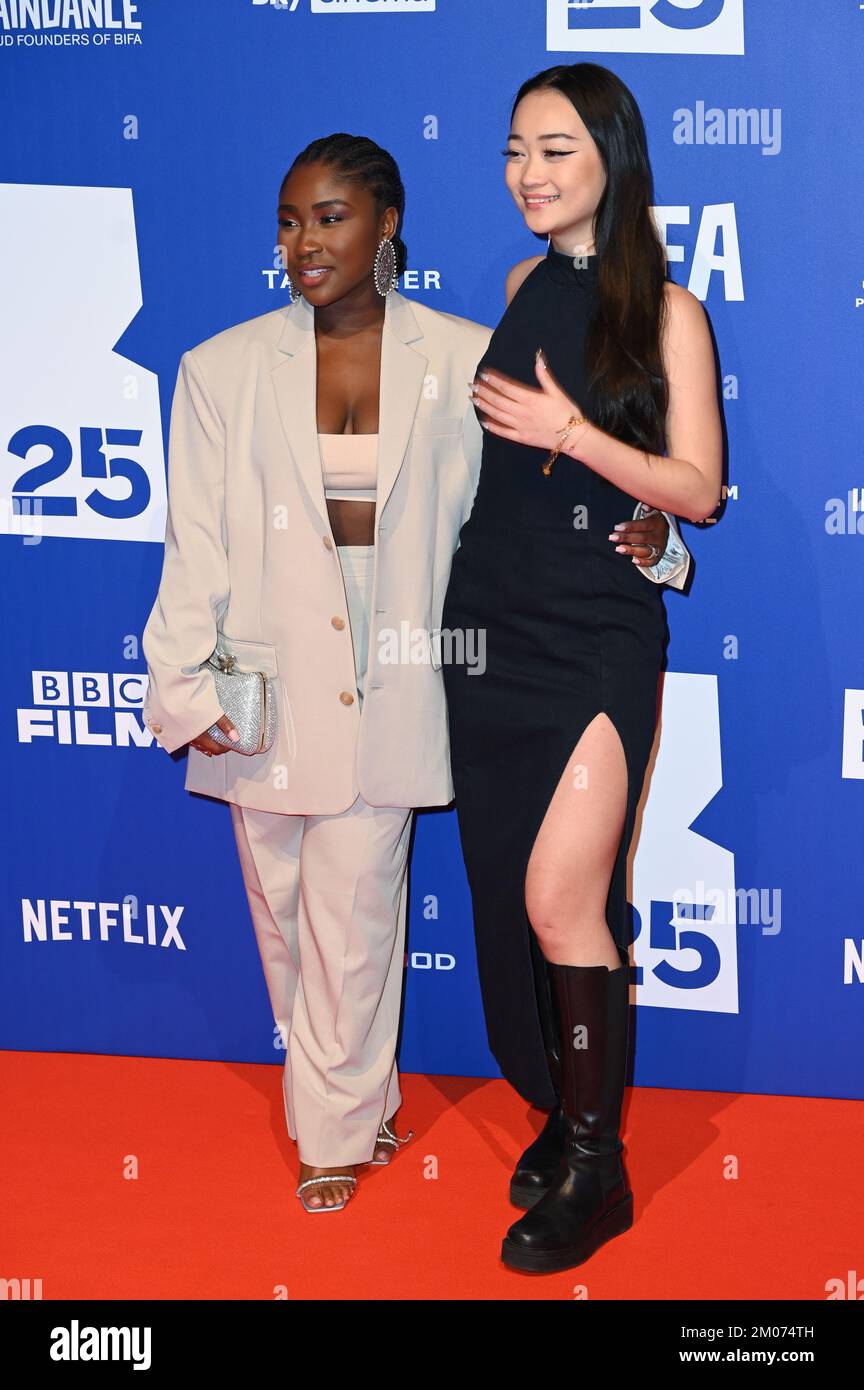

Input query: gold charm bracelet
[542,411,588,476]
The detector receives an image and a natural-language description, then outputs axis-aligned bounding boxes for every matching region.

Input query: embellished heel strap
[377,1118,414,1149]
[296,1174,357,1194]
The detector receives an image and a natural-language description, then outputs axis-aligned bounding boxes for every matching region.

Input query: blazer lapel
[376,292,429,514]
[270,289,429,529]
[271,294,323,527]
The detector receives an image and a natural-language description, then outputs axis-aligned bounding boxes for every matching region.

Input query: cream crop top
[318,433,378,503]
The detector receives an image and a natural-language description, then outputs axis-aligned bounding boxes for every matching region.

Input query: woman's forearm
[564,420,718,524]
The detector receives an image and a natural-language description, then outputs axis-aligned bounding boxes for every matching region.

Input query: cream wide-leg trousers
[229,544,414,1167]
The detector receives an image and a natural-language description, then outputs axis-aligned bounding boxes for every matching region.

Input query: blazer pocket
[215,631,279,678]
[412,416,464,436]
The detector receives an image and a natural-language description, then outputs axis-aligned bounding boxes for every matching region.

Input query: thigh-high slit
[442,517,667,1110]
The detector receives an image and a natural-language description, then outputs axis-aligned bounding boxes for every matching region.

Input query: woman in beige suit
[142,134,683,1212]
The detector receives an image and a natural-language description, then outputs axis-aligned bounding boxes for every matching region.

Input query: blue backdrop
[3,0,862,1101]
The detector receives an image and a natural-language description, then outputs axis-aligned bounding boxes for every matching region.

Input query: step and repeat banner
[2,1,861,1100]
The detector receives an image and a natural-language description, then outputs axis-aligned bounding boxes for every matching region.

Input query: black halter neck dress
[442,241,670,1110]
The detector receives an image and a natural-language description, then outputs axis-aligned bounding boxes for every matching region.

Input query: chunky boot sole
[500,1192,633,1273]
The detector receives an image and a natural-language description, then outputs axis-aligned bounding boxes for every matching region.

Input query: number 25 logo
[631,899,722,990]
[9,425,151,519]
[569,0,727,30]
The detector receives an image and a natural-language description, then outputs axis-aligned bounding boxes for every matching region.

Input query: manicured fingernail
[479,372,490,382]
[614,523,626,530]
[615,545,628,553]
[229,729,240,741]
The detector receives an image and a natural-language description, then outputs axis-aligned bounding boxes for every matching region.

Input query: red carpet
[2,1050,859,1301]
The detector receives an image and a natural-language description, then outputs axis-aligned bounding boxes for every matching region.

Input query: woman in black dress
[441,64,722,1273]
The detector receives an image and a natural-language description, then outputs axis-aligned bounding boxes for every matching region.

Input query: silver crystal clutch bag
[202,649,276,756]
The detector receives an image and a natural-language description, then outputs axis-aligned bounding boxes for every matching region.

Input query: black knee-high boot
[501,944,633,1273]
[509,941,566,1209]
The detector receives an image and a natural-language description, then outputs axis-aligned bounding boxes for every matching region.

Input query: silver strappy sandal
[370,1117,415,1166]
[296,1173,357,1213]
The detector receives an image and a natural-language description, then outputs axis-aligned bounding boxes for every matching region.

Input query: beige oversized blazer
[142,289,493,815]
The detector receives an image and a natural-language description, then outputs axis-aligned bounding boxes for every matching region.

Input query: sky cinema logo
[309,1,435,10]
[253,0,435,10]
[547,0,745,55]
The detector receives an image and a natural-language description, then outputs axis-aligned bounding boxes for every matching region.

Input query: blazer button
[331,616,346,630]
[151,722,162,734]
[339,691,355,706]
[322,535,333,551]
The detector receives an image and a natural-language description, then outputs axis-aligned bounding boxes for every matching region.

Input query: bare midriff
[326,496,376,547]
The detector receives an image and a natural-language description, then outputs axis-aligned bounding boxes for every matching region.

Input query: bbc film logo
[17,670,152,746]
[547,0,745,55]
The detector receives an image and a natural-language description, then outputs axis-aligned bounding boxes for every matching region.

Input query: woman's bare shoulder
[505,255,545,306]
[662,277,707,325]
[661,278,711,353]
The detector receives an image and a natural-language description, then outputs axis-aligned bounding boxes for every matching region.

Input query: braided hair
[283,133,408,277]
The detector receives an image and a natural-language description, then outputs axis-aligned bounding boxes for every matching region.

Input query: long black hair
[512,63,669,455]
[282,133,408,278]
